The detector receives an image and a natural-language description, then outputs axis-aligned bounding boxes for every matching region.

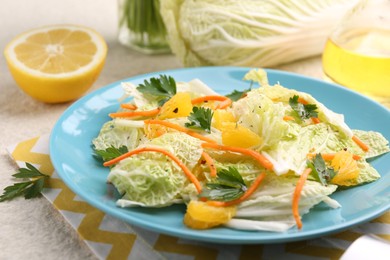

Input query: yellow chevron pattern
[373,211,390,223]
[239,244,263,259]
[154,234,219,259]
[8,136,390,260]
[285,240,344,259]
[11,137,136,260]
[369,211,390,241]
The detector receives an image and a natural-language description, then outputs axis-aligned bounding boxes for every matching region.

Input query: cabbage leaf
[160,0,359,67]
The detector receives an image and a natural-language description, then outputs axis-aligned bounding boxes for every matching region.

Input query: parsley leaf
[307,154,336,185]
[94,146,129,162]
[225,87,250,101]
[200,167,247,201]
[185,107,213,133]
[289,95,318,120]
[137,75,176,100]
[0,163,49,202]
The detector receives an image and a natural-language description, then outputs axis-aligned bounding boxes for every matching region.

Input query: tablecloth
[6,135,390,260]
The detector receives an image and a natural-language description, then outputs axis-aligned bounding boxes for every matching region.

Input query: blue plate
[50,67,390,244]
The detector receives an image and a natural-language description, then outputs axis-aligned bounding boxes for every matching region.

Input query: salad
[92,69,389,232]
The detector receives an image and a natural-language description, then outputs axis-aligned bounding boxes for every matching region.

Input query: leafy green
[160,0,355,67]
[352,130,390,159]
[94,145,129,162]
[232,89,290,150]
[307,154,336,186]
[225,88,250,101]
[92,120,142,152]
[108,132,203,207]
[137,75,176,105]
[185,107,213,133]
[243,68,268,87]
[0,163,49,202]
[200,167,247,201]
[289,95,318,120]
[235,173,339,224]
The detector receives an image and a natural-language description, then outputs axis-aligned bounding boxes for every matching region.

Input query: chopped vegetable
[225,88,250,101]
[202,142,273,170]
[292,168,312,229]
[207,172,266,207]
[109,108,160,118]
[191,95,230,105]
[94,145,129,162]
[307,153,362,161]
[215,98,232,109]
[289,95,319,121]
[283,115,295,121]
[185,107,213,133]
[307,154,336,186]
[201,151,217,178]
[200,167,247,202]
[352,135,370,152]
[121,103,137,110]
[137,75,176,105]
[103,146,202,193]
[145,119,216,143]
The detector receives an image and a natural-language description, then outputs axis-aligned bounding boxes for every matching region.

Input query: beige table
[0,1,326,259]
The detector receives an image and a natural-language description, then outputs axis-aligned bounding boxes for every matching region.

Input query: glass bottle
[322,0,390,106]
[118,0,170,54]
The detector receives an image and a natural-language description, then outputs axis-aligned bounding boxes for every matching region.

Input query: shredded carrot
[311,117,321,124]
[202,142,273,170]
[103,147,202,193]
[144,119,217,143]
[201,151,217,178]
[207,172,266,207]
[110,108,160,118]
[120,103,138,110]
[215,98,232,109]
[298,97,308,105]
[191,95,232,110]
[352,135,369,152]
[283,115,295,121]
[307,153,362,161]
[292,168,312,230]
[296,97,321,124]
[191,95,228,105]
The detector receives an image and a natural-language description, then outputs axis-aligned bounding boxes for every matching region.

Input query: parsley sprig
[225,87,251,101]
[185,107,213,133]
[94,145,129,162]
[307,154,336,185]
[0,163,49,202]
[137,75,176,105]
[289,95,318,120]
[200,167,247,201]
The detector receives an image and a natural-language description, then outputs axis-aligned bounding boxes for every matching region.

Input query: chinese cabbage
[160,0,360,67]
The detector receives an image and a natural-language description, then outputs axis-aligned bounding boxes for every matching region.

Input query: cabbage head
[160,0,359,67]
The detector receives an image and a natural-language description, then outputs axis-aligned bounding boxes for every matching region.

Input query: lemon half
[4,24,107,103]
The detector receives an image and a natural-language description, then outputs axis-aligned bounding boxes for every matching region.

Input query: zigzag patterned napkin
[7,135,390,260]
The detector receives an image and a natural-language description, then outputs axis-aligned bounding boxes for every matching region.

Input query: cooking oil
[322,28,390,103]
